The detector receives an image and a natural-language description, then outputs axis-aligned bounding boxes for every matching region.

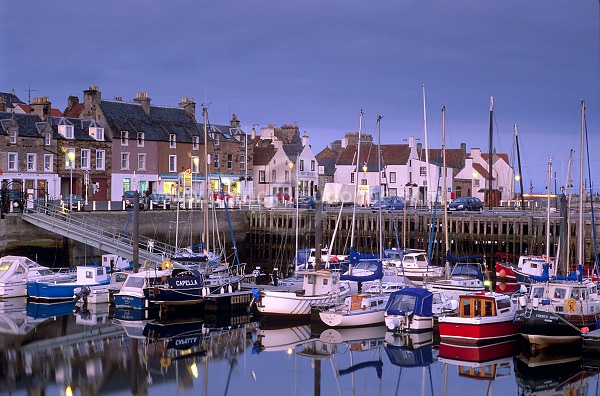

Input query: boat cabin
[458,293,512,318]
[299,270,342,296]
[76,265,110,285]
[528,282,600,314]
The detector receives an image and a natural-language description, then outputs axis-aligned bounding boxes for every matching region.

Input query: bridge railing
[22,199,178,263]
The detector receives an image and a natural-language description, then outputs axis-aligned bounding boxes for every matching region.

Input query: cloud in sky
[1,0,598,192]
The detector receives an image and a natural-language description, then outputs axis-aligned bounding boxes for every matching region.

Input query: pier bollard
[92,201,96,211]
[108,201,111,211]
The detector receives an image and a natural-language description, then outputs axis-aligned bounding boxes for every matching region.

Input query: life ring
[160,357,172,368]
[161,260,172,270]
[566,298,577,312]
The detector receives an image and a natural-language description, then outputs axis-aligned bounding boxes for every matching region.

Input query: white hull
[257,291,342,316]
[385,314,434,333]
[0,283,26,298]
[319,308,385,327]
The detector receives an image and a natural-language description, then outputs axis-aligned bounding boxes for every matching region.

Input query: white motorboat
[0,255,74,298]
[318,293,389,327]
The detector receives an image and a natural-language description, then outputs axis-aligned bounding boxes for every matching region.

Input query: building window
[169,155,177,173]
[96,150,105,170]
[90,127,104,141]
[121,131,129,146]
[123,178,131,192]
[66,148,75,169]
[81,149,91,169]
[193,136,199,150]
[285,170,290,183]
[7,153,17,171]
[271,170,276,182]
[240,154,245,171]
[44,154,53,172]
[137,132,145,147]
[361,178,367,185]
[169,134,176,148]
[227,154,233,170]
[241,136,246,148]
[300,160,305,172]
[191,156,199,173]
[27,153,36,172]
[121,153,130,170]
[59,124,74,139]
[138,153,146,170]
[213,133,219,146]
[44,132,51,146]
[390,172,397,183]
[474,178,480,188]
[420,167,427,176]
[213,153,219,168]
[259,170,266,183]
[351,173,355,184]
[311,160,315,171]
[9,130,17,144]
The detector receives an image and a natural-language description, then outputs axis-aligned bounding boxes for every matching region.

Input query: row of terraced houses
[0,84,515,207]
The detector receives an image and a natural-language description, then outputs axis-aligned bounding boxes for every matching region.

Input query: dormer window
[213,133,219,146]
[44,132,51,146]
[240,136,246,148]
[193,136,199,150]
[137,132,145,147]
[89,126,104,141]
[169,134,176,148]
[121,131,129,146]
[59,124,74,139]
[9,129,17,144]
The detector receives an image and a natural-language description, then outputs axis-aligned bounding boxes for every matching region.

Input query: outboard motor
[73,285,91,303]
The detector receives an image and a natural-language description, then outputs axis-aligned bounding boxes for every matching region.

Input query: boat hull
[438,317,521,344]
[257,292,342,316]
[113,293,155,310]
[439,338,522,362]
[319,308,385,327]
[516,309,586,348]
[385,314,434,333]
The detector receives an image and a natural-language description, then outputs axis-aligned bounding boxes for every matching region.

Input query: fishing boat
[438,291,522,344]
[0,255,74,298]
[496,253,557,284]
[425,252,488,302]
[384,287,436,333]
[26,265,110,301]
[254,268,351,318]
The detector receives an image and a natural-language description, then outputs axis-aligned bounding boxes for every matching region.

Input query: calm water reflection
[1,298,599,395]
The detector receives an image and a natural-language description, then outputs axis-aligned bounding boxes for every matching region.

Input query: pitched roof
[252,144,277,166]
[337,143,411,170]
[0,111,42,137]
[473,163,494,180]
[425,148,464,169]
[0,91,24,110]
[47,116,107,142]
[63,103,84,118]
[100,100,201,143]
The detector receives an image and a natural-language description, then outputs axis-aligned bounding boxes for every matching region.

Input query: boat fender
[330,256,339,263]
[228,284,233,293]
[518,295,527,308]
[160,357,172,368]
[566,298,577,312]
[162,260,172,270]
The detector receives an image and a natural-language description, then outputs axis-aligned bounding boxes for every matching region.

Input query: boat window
[124,276,145,288]
[307,275,316,284]
[322,278,329,286]
[532,286,545,298]
[553,288,566,299]
[97,267,104,276]
[390,294,416,312]
[570,289,580,300]
[462,299,471,316]
[86,270,93,279]
[496,298,511,311]
[404,257,414,264]
[416,255,427,262]
[484,300,494,316]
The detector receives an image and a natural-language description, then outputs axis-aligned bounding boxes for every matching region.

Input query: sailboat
[515,101,600,349]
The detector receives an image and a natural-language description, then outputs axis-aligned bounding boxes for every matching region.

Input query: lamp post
[362,162,368,206]
[68,150,75,210]
[192,156,199,208]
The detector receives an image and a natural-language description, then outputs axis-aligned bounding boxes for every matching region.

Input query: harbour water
[1,298,600,395]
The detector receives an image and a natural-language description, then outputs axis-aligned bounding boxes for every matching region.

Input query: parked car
[370,196,404,212]
[447,196,484,212]
[148,193,171,209]
[295,196,316,209]
[61,194,85,210]
[122,191,145,210]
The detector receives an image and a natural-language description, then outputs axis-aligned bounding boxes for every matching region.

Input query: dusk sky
[2,1,599,194]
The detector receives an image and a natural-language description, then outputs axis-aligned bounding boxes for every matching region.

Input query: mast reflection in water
[0,300,599,395]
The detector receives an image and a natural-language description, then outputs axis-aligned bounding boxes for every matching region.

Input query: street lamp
[288,160,294,207]
[68,150,75,210]
[362,162,368,206]
[192,156,199,207]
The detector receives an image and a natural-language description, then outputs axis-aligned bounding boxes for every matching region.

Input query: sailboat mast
[546,158,552,261]
[578,100,585,266]
[203,106,210,255]
[377,114,383,260]
[565,150,574,272]
[442,106,450,277]
[514,124,525,210]
[423,85,431,208]
[350,110,363,248]
[487,97,494,210]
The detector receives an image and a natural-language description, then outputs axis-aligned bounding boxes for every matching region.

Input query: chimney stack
[230,113,240,127]
[0,96,6,112]
[134,92,151,115]
[30,96,51,121]
[179,97,196,118]
[83,84,102,120]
